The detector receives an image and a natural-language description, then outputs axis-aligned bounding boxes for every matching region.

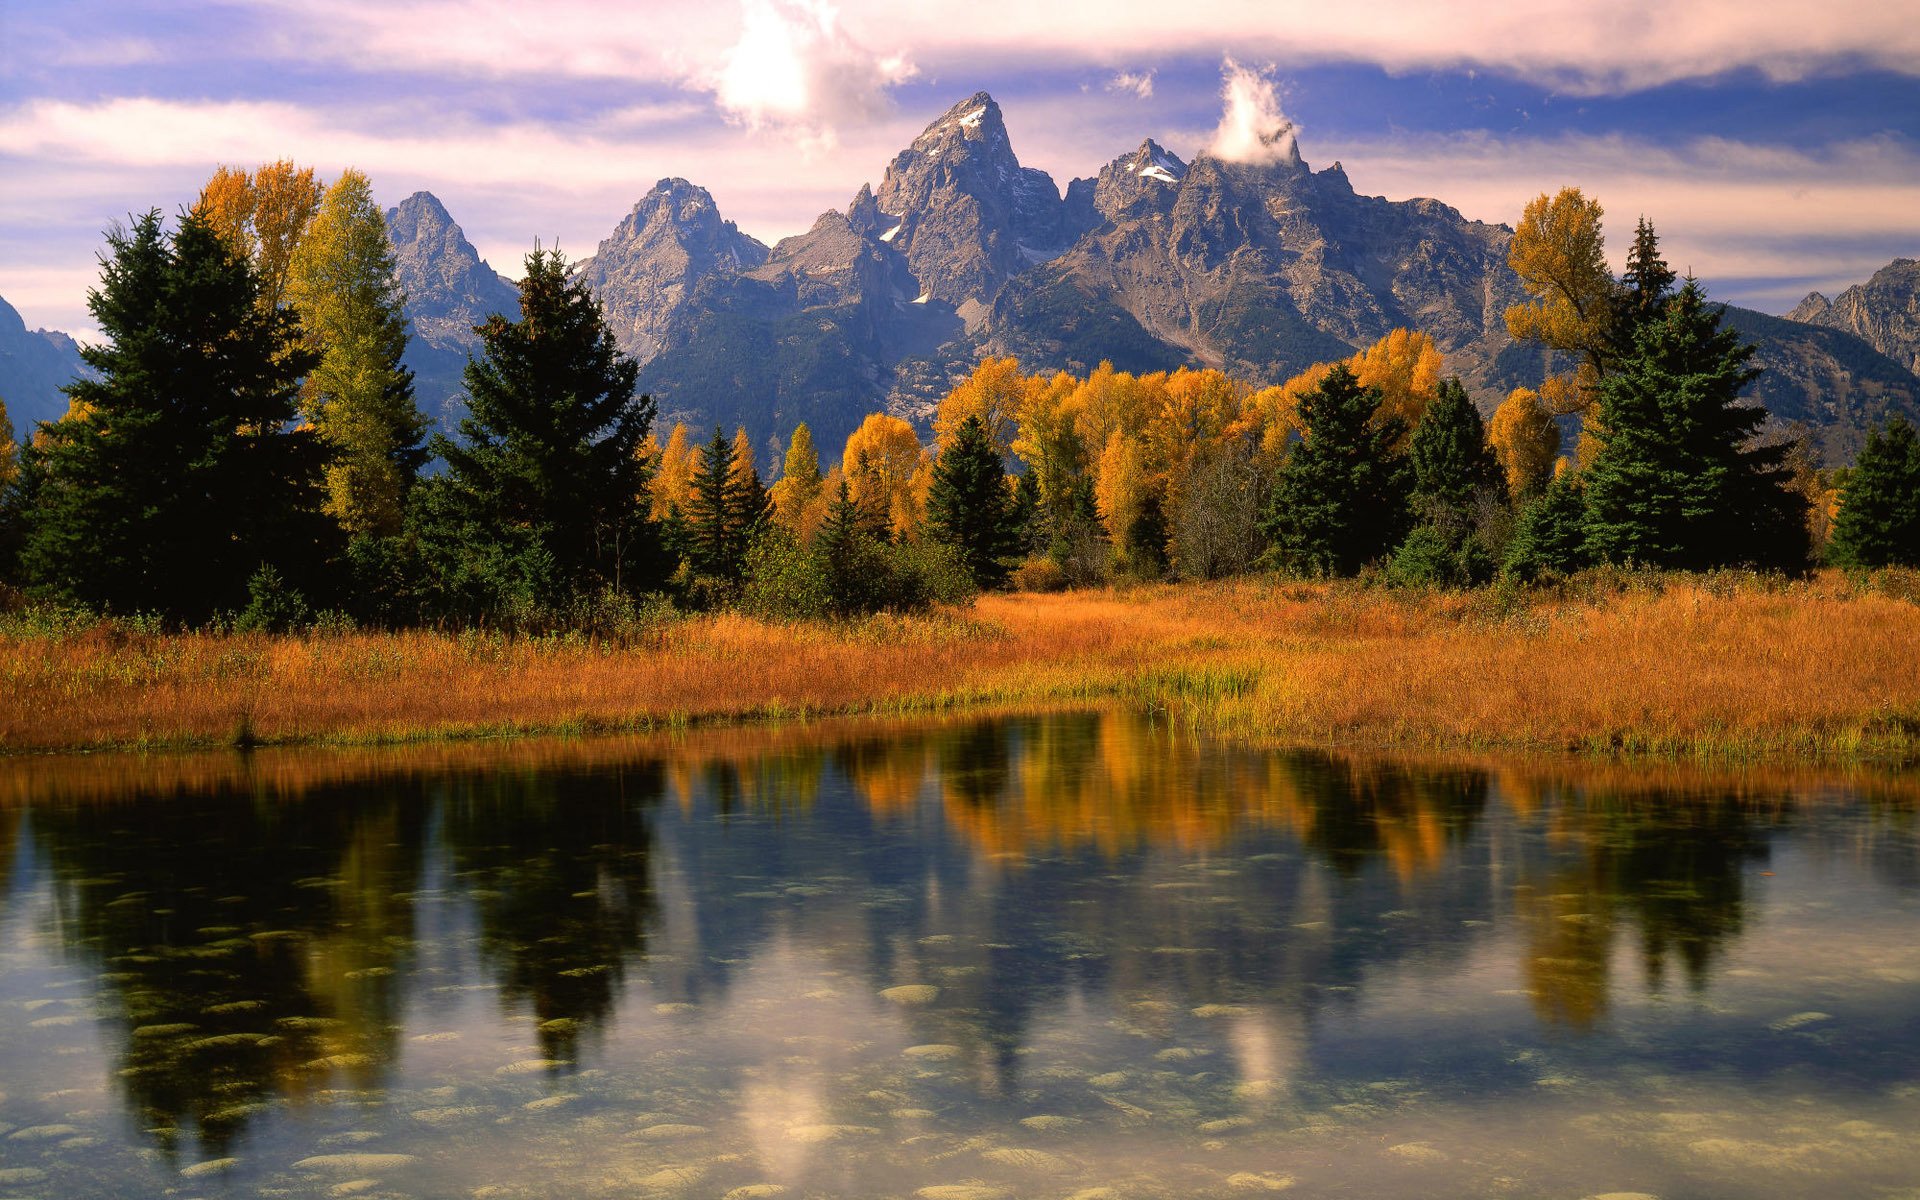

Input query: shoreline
[4,572,1920,765]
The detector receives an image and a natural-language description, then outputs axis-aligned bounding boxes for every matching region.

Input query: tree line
[0,169,1916,630]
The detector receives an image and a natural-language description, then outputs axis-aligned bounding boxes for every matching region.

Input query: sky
[2,0,1917,340]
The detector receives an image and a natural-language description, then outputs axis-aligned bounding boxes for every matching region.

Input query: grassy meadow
[4,569,1920,760]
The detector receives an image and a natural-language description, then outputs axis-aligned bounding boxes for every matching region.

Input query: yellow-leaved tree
[770,422,825,537]
[650,422,696,519]
[843,412,929,538]
[285,168,429,538]
[194,160,323,313]
[1505,187,1614,417]
[1488,387,1562,500]
[1347,327,1442,438]
[935,356,1025,456]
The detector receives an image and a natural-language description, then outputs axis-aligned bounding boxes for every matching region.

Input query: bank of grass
[3,568,1919,760]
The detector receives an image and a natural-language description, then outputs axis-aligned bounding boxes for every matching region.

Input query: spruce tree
[685,427,752,582]
[1583,280,1808,572]
[1409,378,1502,510]
[432,246,658,595]
[1262,363,1412,576]
[1828,416,1920,568]
[1504,475,1591,580]
[22,210,328,620]
[927,414,1019,588]
[727,426,773,545]
[1615,217,1677,340]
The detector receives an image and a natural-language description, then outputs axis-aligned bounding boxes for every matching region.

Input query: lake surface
[1,711,1917,1199]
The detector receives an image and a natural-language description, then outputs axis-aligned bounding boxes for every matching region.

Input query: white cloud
[1206,60,1298,166]
[232,0,1920,96]
[1107,70,1155,100]
[706,0,917,152]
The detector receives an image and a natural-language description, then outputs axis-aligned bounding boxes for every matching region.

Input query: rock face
[385,191,521,427]
[988,148,1529,397]
[574,179,769,363]
[0,293,91,440]
[867,92,1079,323]
[1788,259,1920,376]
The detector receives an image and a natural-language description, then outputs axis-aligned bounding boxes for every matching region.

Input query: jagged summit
[1787,257,1920,375]
[383,190,521,425]
[574,179,769,363]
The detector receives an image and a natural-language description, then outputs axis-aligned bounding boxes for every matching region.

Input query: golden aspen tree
[1488,387,1562,500]
[770,422,825,536]
[934,355,1025,456]
[650,422,696,518]
[842,412,927,538]
[1093,430,1151,559]
[1348,328,1442,437]
[194,161,323,313]
[1505,187,1614,415]
[285,168,427,538]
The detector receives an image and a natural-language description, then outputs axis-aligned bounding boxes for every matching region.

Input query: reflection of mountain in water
[11,712,1848,1157]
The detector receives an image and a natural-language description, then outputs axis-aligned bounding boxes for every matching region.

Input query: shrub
[234,564,312,634]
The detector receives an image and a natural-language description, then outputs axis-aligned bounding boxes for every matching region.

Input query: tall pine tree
[1583,280,1808,572]
[22,210,328,620]
[927,414,1019,588]
[1262,364,1412,576]
[685,427,755,583]
[1827,416,1920,568]
[431,246,659,595]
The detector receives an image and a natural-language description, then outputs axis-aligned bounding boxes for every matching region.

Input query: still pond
[0,711,1916,1198]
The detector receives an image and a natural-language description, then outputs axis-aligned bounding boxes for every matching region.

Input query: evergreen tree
[727,426,773,542]
[432,246,658,595]
[685,427,753,582]
[1583,280,1809,572]
[1409,378,1502,510]
[1828,416,1920,568]
[1009,467,1042,556]
[22,210,328,620]
[927,414,1019,588]
[1262,363,1412,576]
[1615,217,1677,339]
[815,476,880,614]
[286,168,429,538]
[1504,475,1591,580]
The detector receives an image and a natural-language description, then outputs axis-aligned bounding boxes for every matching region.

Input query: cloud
[218,1,1920,96]
[1206,60,1298,166]
[705,0,916,151]
[1107,70,1155,100]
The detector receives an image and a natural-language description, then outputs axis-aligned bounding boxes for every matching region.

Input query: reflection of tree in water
[1520,793,1772,1029]
[439,764,661,1061]
[29,775,428,1160]
[1279,754,1489,881]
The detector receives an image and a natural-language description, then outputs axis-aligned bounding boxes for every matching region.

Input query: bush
[1010,556,1068,593]
[234,564,312,634]
[742,529,834,621]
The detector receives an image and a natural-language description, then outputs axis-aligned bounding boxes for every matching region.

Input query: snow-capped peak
[958,107,986,129]
[1133,143,1187,185]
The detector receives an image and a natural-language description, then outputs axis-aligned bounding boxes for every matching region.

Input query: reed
[3,570,1918,760]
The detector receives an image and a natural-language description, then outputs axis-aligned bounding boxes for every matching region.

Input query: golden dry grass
[2,570,1918,759]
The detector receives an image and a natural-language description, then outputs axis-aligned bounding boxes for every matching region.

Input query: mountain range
[4,92,1917,467]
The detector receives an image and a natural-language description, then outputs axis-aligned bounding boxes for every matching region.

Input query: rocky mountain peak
[1089,139,1191,223]
[385,191,520,346]
[868,91,1073,317]
[575,178,771,362]
[1785,257,1920,375]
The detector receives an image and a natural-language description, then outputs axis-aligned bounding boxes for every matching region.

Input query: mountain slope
[385,191,520,429]
[0,293,90,440]
[1789,259,1920,376]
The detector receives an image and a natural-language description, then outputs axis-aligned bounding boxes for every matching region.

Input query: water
[0,711,1916,1199]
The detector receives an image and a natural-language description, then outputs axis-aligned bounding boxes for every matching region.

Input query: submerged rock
[882,985,940,1006]
[293,1153,419,1173]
